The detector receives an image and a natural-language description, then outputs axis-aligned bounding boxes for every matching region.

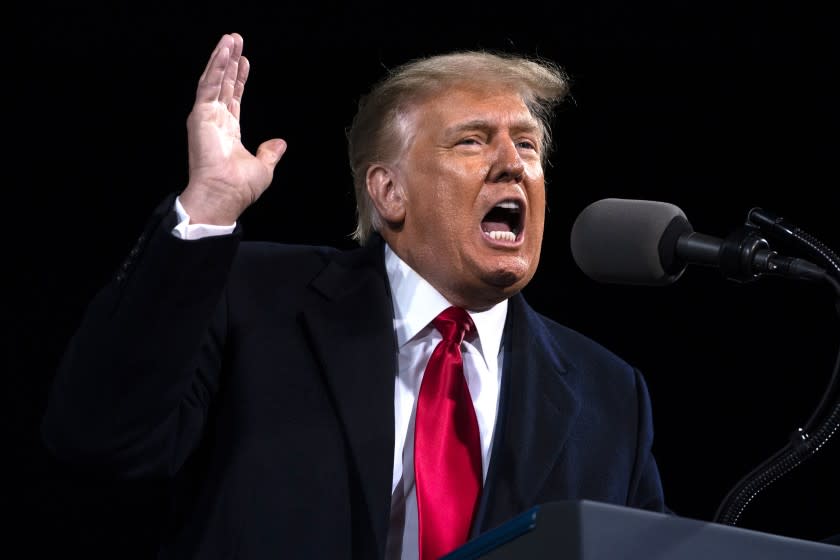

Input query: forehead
[410,83,538,132]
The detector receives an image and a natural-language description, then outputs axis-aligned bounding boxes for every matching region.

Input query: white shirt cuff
[172,196,237,240]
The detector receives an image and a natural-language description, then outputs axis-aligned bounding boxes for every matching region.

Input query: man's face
[388,83,547,310]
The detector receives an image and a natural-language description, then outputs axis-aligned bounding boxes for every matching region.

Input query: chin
[484,269,521,288]
[484,255,535,288]
[477,267,534,305]
[457,256,538,308]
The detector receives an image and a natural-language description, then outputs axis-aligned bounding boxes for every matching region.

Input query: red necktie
[414,306,482,560]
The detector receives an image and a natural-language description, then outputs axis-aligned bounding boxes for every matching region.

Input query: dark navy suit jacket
[42,194,666,559]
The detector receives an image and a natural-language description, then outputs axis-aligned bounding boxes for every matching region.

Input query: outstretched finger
[195,37,233,104]
[219,33,244,109]
[198,34,230,80]
[198,34,234,83]
[230,56,250,121]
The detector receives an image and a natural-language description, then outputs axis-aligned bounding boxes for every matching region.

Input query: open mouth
[481,200,523,243]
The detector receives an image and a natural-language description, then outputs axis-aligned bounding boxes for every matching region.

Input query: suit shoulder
[234,241,339,266]
[228,241,341,289]
[531,308,635,374]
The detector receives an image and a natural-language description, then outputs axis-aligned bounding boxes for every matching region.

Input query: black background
[12,1,840,556]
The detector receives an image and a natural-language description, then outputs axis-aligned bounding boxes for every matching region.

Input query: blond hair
[346,50,570,245]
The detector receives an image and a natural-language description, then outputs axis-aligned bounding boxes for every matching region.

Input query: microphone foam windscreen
[570,198,689,286]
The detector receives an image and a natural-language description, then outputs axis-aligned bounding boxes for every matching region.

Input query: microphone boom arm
[712,211,840,530]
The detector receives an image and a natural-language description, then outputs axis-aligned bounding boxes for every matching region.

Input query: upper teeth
[496,201,521,210]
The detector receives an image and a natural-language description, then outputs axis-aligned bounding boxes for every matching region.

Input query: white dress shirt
[383,244,506,560]
[171,198,507,560]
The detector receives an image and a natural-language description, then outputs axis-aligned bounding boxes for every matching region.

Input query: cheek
[527,169,547,206]
[433,170,483,220]
[534,197,547,222]
[527,179,546,209]
[433,154,490,184]
[526,191,547,241]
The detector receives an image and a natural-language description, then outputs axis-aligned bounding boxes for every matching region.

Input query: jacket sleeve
[41,193,241,479]
[627,367,670,513]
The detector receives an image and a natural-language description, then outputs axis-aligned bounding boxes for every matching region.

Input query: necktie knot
[432,306,474,345]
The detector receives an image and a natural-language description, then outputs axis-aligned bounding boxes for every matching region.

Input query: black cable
[713,346,840,526]
[713,210,840,528]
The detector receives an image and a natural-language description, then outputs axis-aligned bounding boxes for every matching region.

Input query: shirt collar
[384,243,507,366]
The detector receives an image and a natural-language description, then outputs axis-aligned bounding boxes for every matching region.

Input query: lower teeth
[487,231,516,241]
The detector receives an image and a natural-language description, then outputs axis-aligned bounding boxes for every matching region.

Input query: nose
[488,138,525,184]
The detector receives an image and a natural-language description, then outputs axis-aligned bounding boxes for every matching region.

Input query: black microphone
[569,198,826,286]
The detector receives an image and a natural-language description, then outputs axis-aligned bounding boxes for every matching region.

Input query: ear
[366,164,406,226]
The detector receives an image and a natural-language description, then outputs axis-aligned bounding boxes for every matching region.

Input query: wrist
[179,183,244,225]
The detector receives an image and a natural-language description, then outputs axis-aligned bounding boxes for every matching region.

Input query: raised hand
[179,33,287,225]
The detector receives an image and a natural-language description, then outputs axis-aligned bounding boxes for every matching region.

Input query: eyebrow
[444,118,541,137]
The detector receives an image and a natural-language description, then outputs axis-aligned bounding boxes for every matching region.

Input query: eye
[457,137,482,146]
[516,139,538,151]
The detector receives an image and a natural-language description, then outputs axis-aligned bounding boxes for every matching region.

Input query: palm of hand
[188,100,272,207]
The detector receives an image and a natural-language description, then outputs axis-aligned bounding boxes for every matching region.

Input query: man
[42,33,667,559]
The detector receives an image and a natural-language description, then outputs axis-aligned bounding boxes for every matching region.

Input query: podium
[443,500,839,559]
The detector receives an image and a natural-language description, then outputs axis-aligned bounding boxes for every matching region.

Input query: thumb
[256,138,288,170]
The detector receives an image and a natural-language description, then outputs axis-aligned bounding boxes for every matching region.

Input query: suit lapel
[300,237,396,559]
[474,293,582,534]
